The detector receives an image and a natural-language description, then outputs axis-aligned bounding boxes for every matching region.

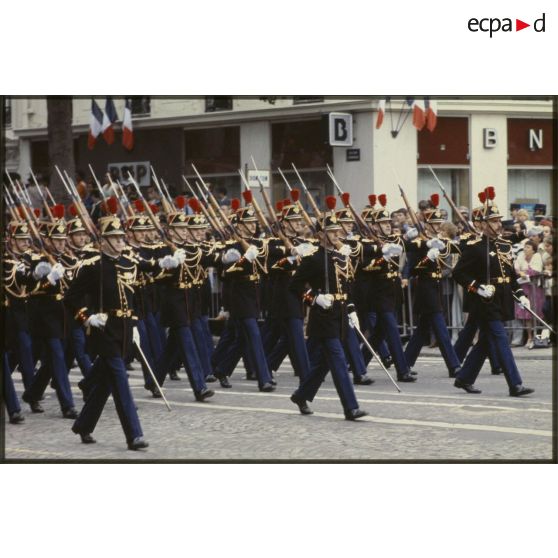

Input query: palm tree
[46,97,75,202]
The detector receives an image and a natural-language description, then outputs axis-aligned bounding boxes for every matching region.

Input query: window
[205,97,233,112]
[130,97,151,117]
[508,169,553,218]
[3,98,12,128]
[293,97,324,105]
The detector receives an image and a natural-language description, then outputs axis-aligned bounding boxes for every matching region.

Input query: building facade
[3,96,555,218]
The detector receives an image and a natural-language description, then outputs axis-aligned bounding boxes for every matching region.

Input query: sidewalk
[421,345,554,361]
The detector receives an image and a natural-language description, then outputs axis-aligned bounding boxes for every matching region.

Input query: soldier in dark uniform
[361,196,418,382]
[4,221,36,395]
[3,352,25,423]
[21,219,78,418]
[452,189,535,396]
[289,197,367,420]
[153,209,216,401]
[65,215,149,449]
[215,199,276,392]
[404,194,462,378]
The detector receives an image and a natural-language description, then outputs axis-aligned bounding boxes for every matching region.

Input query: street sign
[108,161,151,186]
[346,148,360,161]
[328,113,353,146]
[248,169,271,189]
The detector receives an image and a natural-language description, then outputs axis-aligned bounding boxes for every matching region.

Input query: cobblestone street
[3,351,553,462]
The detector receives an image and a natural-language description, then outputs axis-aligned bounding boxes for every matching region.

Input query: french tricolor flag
[376,99,386,129]
[412,99,426,131]
[102,97,118,144]
[88,100,103,150]
[425,99,438,132]
[122,98,134,151]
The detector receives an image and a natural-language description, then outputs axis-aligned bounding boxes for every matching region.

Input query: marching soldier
[65,214,149,449]
[289,197,367,420]
[452,188,535,396]
[21,218,79,418]
[404,194,462,378]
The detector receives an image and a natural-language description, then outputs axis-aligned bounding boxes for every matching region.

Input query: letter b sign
[329,113,353,146]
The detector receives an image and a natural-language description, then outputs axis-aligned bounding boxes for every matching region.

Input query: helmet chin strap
[486,219,499,238]
[103,236,121,257]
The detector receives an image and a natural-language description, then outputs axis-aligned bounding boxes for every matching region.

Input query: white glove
[16,261,26,274]
[338,244,351,257]
[477,284,495,299]
[223,248,242,264]
[404,227,419,241]
[85,313,108,329]
[132,327,141,345]
[292,242,314,257]
[519,296,531,310]
[217,307,230,320]
[314,294,334,310]
[526,226,543,237]
[382,243,402,260]
[47,263,65,285]
[243,245,259,262]
[287,255,297,264]
[33,261,52,279]
[427,248,440,261]
[158,255,179,270]
[427,238,445,250]
[173,248,186,264]
[348,311,360,330]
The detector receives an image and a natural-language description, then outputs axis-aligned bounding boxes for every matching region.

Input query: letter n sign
[329,113,353,146]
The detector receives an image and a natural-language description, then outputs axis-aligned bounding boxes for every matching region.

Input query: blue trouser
[237,318,273,388]
[145,312,164,363]
[344,325,368,379]
[199,315,215,362]
[212,319,243,377]
[191,317,213,378]
[268,318,311,382]
[373,311,411,377]
[66,326,93,377]
[73,356,143,443]
[457,320,523,388]
[454,314,502,370]
[15,329,36,390]
[3,352,22,416]
[361,312,391,366]
[155,326,207,393]
[405,311,461,371]
[295,337,359,412]
[136,319,157,387]
[24,338,75,411]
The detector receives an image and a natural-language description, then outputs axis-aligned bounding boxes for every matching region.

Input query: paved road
[3,354,554,461]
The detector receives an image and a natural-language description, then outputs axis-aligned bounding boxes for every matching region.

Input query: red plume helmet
[52,204,65,219]
[341,192,350,207]
[283,198,290,207]
[368,194,377,207]
[134,199,145,213]
[325,195,337,211]
[378,194,387,207]
[188,198,201,213]
[276,200,284,213]
[430,193,440,208]
[107,196,119,215]
[175,195,186,209]
[69,204,78,217]
[478,191,486,204]
[231,198,240,212]
[485,186,495,200]
[242,190,253,205]
[149,203,159,214]
[290,189,300,203]
[33,208,41,218]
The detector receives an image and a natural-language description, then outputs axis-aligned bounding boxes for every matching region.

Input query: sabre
[291,163,322,218]
[133,339,172,412]
[30,170,54,220]
[353,326,402,392]
[428,166,474,233]
[513,295,556,334]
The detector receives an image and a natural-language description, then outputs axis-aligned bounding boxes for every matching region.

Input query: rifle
[397,183,428,240]
[277,167,316,233]
[291,163,322,219]
[29,171,54,220]
[150,167,175,214]
[182,177,225,240]
[237,169,273,236]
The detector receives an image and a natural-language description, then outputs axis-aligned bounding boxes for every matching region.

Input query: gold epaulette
[466,238,483,245]
[80,255,101,267]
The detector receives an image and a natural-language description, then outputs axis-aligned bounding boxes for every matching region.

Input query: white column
[372,114,418,213]
[470,114,509,217]
[17,138,32,178]
[332,111,374,210]
[240,121,271,207]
